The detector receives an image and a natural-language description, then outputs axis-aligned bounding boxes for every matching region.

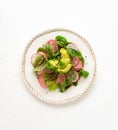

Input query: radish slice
[67,71,79,83]
[71,57,80,66]
[67,43,79,50]
[31,52,47,66]
[56,74,66,84]
[31,53,40,65]
[38,73,47,88]
[47,39,58,52]
[37,51,48,59]
[73,60,83,71]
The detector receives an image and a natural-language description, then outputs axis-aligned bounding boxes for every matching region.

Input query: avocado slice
[57,48,72,73]
[57,64,72,73]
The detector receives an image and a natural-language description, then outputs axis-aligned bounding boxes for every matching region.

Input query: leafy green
[73,81,78,86]
[78,69,89,78]
[58,61,66,69]
[55,35,67,42]
[66,78,72,88]
[57,81,66,92]
[33,59,47,71]
[52,51,61,59]
[37,44,53,57]
[44,73,57,91]
[67,48,84,64]
[55,35,70,47]
[33,56,43,68]
[49,82,57,91]
[46,65,56,71]
[56,41,67,48]
[44,73,57,81]
[46,60,57,71]
[57,78,72,92]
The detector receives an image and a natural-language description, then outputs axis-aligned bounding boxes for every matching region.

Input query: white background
[0,0,118,130]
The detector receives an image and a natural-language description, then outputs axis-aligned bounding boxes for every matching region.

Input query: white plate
[22,28,96,104]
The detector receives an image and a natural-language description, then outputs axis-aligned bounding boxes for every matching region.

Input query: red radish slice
[73,60,83,71]
[56,74,66,84]
[67,71,79,83]
[71,57,80,66]
[37,51,48,59]
[38,73,47,88]
[47,39,58,52]
[67,43,79,50]
[31,53,40,65]
[31,52,47,66]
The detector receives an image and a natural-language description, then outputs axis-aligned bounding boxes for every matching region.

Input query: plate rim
[21,28,96,105]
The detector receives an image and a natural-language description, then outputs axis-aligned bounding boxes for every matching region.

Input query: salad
[31,35,89,92]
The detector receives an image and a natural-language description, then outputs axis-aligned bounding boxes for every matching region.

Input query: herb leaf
[49,82,57,91]
[78,69,89,78]
[33,56,43,68]
[67,48,84,64]
[57,78,72,92]
[73,81,78,86]
[55,35,70,47]
[55,35,67,42]
[44,73,57,91]
[33,59,47,72]
[37,44,53,57]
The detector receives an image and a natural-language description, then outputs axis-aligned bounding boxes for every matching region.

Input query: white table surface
[0,0,118,130]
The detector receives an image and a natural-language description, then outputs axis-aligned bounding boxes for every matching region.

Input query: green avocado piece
[48,59,58,66]
[57,64,72,73]
[57,48,72,73]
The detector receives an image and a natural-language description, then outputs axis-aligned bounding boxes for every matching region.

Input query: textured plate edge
[21,28,96,105]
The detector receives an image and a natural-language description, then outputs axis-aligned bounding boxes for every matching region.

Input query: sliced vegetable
[31,52,47,68]
[31,53,42,65]
[37,51,48,59]
[57,64,72,73]
[38,73,48,88]
[71,57,80,66]
[33,56,44,68]
[57,48,72,73]
[67,70,79,83]
[47,39,58,52]
[73,60,83,71]
[67,43,79,50]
